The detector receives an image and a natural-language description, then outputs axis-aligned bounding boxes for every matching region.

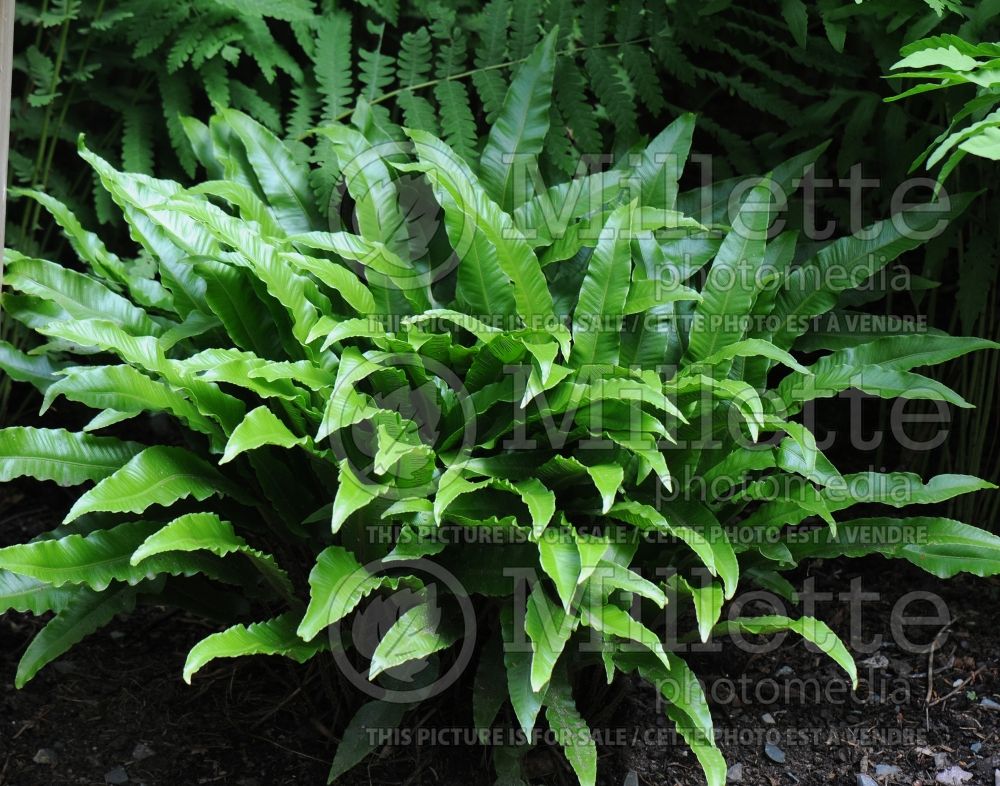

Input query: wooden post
[0,0,13,289]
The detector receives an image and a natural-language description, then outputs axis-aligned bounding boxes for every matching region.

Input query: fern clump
[3,35,1000,786]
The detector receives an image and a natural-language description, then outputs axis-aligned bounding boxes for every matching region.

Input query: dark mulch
[1,486,999,785]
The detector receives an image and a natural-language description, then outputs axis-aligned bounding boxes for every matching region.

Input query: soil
[1,489,999,786]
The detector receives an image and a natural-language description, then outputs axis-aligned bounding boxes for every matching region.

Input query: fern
[584,49,637,144]
[471,0,510,122]
[230,80,282,132]
[315,12,354,123]
[287,85,320,140]
[358,23,396,103]
[554,60,601,154]
[508,0,541,60]
[199,57,230,109]
[434,80,478,164]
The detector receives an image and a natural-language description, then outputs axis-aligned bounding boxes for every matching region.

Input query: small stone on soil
[764,743,786,764]
[775,665,793,677]
[762,712,776,724]
[936,766,973,785]
[132,742,155,761]
[105,766,129,784]
[726,763,743,782]
[857,775,878,786]
[970,742,982,754]
[980,697,1000,711]
[875,764,902,777]
[32,748,58,765]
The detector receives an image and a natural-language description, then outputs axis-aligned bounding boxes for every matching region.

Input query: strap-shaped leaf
[16,583,139,688]
[221,109,318,233]
[0,520,245,591]
[770,195,974,350]
[328,700,410,782]
[544,664,597,786]
[479,30,557,211]
[369,599,459,678]
[131,513,294,600]
[43,364,224,446]
[538,528,582,610]
[605,500,740,598]
[298,545,375,642]
[525,582,575,692]
[221,406,309,464]
[742,472,996,532]
[773,420,844,488]
[500,602,548,736]
[625,112,696,211]
[692,338,812,376]
[686,178,774,363]
[5,253,163,337]
[398,130,567,351]
[615,650,725,786]
[332,461,388,533]
[779,364,973,412]
[788,516,1000,579]
[0,427,143,486]
[711,615,857,688]
[285,235,423,312]
[490,477,556,537]
[183,612,322,683]
[10,188,125,282]
[281,251,379,317]
[570,202,635,367]
[80,142,213,316]
[64,446,251,523]
[581,602,671,671]
[0,340,68,391]
[195,259,282,357]
[804,334,1000,372]
[0,570,77,615]
[674,574,725,643]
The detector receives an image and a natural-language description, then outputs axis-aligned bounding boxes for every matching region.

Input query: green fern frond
[315,12,354,123]
[435,79,478,164]
[615,0,645,44]
[200,57,231,109]
[166,25,203,73]
[359,24,397,103]
[584,49,637,144]
[288,85,320,139]
[357,0,400,26]
[545,105,580,176]
[160,76,196,177]
[398,27,433,86]
[555,60,601,154]
[251,16,303,81]
[231,80,282,133]
[121,106,154,173]
[398,91,440,134]
[508,0,540,60]
[580,0,607,47]
[623,45,665,116]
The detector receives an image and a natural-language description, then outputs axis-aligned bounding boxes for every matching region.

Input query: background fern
[7,0,1000,524]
